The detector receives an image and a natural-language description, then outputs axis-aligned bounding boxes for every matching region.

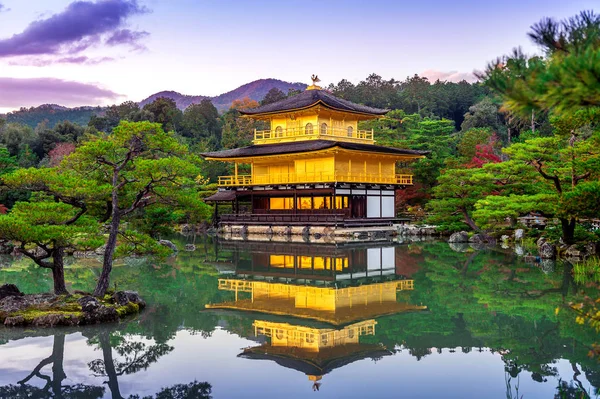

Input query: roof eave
[239,100,388,118]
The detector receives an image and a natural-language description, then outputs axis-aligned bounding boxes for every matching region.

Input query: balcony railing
[217,172,413,187]
[253,127,374,144]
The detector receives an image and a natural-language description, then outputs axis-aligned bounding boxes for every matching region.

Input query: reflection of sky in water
[0,329,592,398]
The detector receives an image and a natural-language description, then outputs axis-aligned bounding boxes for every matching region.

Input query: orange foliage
[230,97,259,111]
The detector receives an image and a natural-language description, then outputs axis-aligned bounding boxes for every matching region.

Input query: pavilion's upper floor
[240,87,388,145]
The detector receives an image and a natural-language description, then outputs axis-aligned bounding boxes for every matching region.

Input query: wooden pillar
[348,159,351,181]
[234,162,238,184]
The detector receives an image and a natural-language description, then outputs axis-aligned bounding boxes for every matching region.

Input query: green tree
[260,87,286,105]
[181,99,221,150]
[65,121,211,297]
[427,167,495,232]
[142,97,183,133]
[0,168,102,294]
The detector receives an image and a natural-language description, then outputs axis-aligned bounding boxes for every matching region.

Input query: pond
[0,237,598,398]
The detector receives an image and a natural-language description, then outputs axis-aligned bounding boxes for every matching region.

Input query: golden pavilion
[201,77,427,227]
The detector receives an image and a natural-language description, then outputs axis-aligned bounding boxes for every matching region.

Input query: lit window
[320,123,328,135]
[347,126,353,137]
[270,198,294,209]
[305,123,313,135]
[335,196,349,209]
[297,197,312,209]
[275,126,283,137]
[313,257,325,270]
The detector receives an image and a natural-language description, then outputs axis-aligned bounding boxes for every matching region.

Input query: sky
[0,0,598,113]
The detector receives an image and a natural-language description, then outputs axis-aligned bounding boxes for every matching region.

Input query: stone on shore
[0,284,23,300]
[0,285,145,328]
[448,231,469,243]
[158,240,178,252]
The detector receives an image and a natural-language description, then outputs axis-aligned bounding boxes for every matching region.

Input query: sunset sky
[0,0,598,112]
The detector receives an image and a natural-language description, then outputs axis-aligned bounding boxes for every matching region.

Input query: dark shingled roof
[204,190,237,201]
[201,140,429,159]
[239,89,389,116]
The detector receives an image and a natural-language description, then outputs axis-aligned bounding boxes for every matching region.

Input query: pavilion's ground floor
[206,183,409,228]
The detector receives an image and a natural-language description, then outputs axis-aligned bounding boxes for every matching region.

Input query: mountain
[5,104,103,129]
[138,91,207,110]
[139,78,307,112]
[2,79,308,128]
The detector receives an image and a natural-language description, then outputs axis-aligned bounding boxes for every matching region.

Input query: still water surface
[0,237,598,398]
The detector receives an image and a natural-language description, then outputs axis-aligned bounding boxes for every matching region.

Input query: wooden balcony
[253,127,374,145]
[217,172,413,187]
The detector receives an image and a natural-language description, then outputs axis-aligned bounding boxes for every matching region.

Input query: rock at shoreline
[448,231,469,243]
[565,245,583,258]
[1,287,145,328]
[113,291,146,308]
[539,242,556,259]
[158,240,178,252]
[514,229,524,240]
[0,284,23,300]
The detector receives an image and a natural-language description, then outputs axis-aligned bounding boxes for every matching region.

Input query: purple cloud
[420,69,477,83]
[0,3,9,12]
[106,29,149,49]
[8,55,115,67]
[0,0,148,57]
[0,77,121,108]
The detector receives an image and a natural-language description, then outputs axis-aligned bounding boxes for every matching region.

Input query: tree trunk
[94,170,120,298]
[51,334,67,397]
[461,208,480,232]
[52,247,69,295]
[99,331,124,399]
[94,210,120,297]
[560,217,576,245]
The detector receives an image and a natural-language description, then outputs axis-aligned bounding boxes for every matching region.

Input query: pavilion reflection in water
[206,241,426,388]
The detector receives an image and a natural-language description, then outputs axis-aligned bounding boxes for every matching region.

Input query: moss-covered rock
[0,287,145,328]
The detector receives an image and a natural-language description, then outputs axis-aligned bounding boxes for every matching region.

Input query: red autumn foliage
[48,142,76,166]
[396,183,429,207]
[0,204,7,214]
[465,133,502,168]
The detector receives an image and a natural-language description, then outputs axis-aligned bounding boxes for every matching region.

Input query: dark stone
[302,226,311,237]
[158,240,178,252]
[0,284,23,300]
[536,237,547,247]
[565,245,583,258]
[78,295,101,313]
[4,315,25,327]
[184,244,196,251]
[469,234,485,243]
[585,242,598,256]
[0,240,13,255]
[539,242,556,259]
[32,313,79,327]
[113,291,146,309]
[448,231,469,243]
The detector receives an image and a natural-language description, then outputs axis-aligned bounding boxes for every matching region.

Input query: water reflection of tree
[86,330,174,399]
[0,333,105,398]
